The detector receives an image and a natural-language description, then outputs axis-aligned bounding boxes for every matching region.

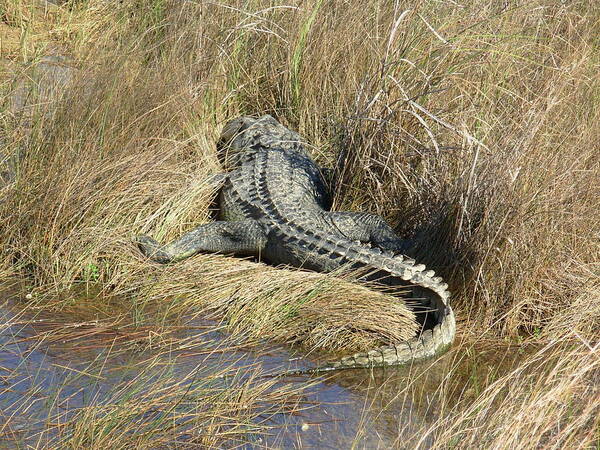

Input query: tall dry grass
[1,0,599,447]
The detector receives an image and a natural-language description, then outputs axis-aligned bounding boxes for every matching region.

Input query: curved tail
[267,249,456,376]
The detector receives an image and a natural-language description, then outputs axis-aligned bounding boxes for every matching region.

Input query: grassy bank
[1,0,598,447]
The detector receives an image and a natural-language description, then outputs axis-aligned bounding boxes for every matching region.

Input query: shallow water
[0,284,523,448]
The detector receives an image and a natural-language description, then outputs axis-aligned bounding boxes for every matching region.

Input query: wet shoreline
[1,283,531,448]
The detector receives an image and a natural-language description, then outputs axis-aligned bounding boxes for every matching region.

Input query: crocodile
[136,115,455,373]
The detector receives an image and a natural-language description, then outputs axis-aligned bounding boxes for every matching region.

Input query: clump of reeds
[429,341,599,449]
[129,255,418,351]
[348,286,598,448]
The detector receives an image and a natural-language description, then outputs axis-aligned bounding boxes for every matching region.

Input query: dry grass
[1,0,599,447]
[344,325,599,449]
[428,341,599,449]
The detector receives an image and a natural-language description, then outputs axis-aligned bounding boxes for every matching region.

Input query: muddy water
[0,285,522,448]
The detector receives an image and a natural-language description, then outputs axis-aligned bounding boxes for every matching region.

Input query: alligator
[136,115,455,373]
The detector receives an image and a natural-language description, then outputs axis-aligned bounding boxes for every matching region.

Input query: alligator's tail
[266,248,456,377]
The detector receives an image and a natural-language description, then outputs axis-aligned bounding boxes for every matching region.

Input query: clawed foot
[135,235,171,264]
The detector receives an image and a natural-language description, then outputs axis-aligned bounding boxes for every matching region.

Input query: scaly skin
[136,115,455,373]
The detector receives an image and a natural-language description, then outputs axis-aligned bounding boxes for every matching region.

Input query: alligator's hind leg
[136,220,267,263]
[326,212,411,254]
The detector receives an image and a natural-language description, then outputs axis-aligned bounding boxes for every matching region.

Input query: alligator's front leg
[136,220,267,263]
[327,212,411,254]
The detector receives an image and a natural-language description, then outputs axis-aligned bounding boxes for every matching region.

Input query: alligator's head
[217,115,281,169]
